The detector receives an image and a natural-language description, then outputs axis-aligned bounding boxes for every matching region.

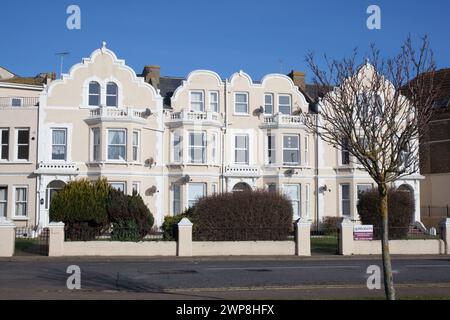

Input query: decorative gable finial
[102,41,107,52]
[365,57,370,65]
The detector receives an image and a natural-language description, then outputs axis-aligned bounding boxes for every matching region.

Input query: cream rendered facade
[0,44,423,229]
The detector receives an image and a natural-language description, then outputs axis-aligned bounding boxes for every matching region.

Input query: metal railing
[194,226,294,242]
[0,97,39,108]
[15,227,49,256]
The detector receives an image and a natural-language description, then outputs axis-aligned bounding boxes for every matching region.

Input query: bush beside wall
[193,190,293,241]
[357,188,415,240]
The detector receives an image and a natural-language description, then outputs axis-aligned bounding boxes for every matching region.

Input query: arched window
[46,180,66,209]
[88,81,100,106]
[106,82,118,107]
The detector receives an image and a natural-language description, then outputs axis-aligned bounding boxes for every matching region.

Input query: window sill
[233,113,251,117]
[0,161,33,165]
[12,217,29,221]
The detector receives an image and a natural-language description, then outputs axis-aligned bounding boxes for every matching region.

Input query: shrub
[321,217,342,235]
[111,220,141,242]
[49,178,112,240]
[161,207,194,241]
[357,188,415,240]
[193,190,293,241]
[107,190,154,241]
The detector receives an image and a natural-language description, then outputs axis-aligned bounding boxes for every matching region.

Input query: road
[1,256,450,299]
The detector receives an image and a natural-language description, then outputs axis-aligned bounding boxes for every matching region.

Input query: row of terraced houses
[0,42,447,231]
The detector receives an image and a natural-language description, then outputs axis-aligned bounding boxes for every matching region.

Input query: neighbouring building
[420,68,450,220]
[0,43,423,230]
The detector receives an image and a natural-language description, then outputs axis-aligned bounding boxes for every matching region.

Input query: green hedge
[193,190,293,241]
[357,187,414,240]
[49,178,111,239]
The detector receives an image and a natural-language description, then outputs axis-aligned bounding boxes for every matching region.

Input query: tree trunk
[379,183,396,300]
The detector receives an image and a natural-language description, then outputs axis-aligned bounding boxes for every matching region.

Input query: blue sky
[1,0,449,81]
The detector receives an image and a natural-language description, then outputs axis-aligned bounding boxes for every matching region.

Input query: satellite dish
[143,108,152,118]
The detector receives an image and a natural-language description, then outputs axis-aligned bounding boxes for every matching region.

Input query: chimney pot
[143,65,160,90]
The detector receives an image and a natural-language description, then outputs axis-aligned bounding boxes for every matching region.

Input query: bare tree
[305,36,438,300]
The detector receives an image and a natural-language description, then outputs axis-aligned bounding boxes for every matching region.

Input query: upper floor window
[172,132,182,163]
[235,92,248,114]
[172,184,181,215]
[92,128,101,161]
[1,129,9,160]
[88,81,101,106]
[16,128,29,161]
[283,135,299,165]
[235,135,249,165]
[304,136,309,166]
[106,82,118,107]
[209,91,219,113]
[107,129,126,161]
[188,132,206,164]
[190,91,204,112]
[279,95,292,115]
[51,129,67,160]
[211,133,218,164]
[264,94,274,114]
[132,130,140,162]
[267,183,277,193]
[341,138,350,165]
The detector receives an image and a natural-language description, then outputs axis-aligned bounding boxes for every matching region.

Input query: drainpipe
[221,81,228,193]
[314,105,320,231]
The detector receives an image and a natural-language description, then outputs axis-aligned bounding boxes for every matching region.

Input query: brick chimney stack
[288,70,306,91]
[143,65,160,90]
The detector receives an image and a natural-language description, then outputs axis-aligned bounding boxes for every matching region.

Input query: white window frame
[172,131,182,163]
[283,184,301,218]
[0,186,7,217]
[15,128,29,161]
[106,82,118,107]
[211,183,218,195]
[305,184,311,218]
[234,134,249,165]
[0,128,9,161]
[190,90,205,112]
[211,133,218,164]
[188,183,206,208]
[13,186,28,218]
[267,135,276,165]
[340,184,351,217]
[278,94,292,115]
[264,93,274,115]
[107,129,127,161]
[188,131,206,164]
[132,182,140,195]
[172,184,181,215]
[340,138,350,166]
[303,135,309,166]
[234,92,249,115]
[132,130,140,162]
[92,128,101,161]
[283,135,300,165]
[209,91,219,113]
[51,128,67,161]
[110,182,126,193]
[88,81,101,107]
